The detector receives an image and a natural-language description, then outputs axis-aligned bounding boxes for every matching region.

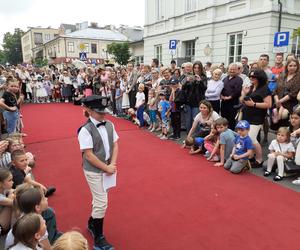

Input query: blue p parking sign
[274,32,289,47]
[169,40,177,50]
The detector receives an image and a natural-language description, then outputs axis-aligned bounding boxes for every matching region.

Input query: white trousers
[267,154,285,177]
[84,170,108,219]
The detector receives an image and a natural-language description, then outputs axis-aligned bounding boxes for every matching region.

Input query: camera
[243,96,251,101]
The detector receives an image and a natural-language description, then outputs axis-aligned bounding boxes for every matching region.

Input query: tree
[107,42,131,65]
[2,28,24,65]
[0,50,7,65]
[293,27,300,38]
[34,58,48,68]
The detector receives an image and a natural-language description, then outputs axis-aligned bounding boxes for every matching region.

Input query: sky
[0,0,145,46]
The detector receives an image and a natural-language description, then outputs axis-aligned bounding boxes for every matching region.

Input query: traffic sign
[169,40,177,50]
[79,43,86,51]
[273,47,288,53]
[79,52,87,61]
[274,32,289,47]
[169,49,176,56]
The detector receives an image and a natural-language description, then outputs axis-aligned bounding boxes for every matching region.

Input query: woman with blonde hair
[53,231,89,250]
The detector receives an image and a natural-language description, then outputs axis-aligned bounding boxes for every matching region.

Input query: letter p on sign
[274,32,289,47]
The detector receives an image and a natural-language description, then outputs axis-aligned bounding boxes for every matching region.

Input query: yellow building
[21,27,59,63]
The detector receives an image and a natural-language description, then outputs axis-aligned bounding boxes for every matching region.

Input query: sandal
[273,175,283,181]
[264,171,271,177]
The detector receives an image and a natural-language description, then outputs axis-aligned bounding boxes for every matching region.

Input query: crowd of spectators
[0,51,300,249]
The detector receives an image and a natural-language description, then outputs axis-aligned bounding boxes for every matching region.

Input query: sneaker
[94,236,114,250]
[155,127,161,132]
[160,135,168,140]
[148,126,153,130]
[204,151,210,158]
[150,128,155,132]
[157,133,163,137]
[65,100,69,103]
[292,179,300,185]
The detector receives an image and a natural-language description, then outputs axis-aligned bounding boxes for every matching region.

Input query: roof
[64,28,128,41]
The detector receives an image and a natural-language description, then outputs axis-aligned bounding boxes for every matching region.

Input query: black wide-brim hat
[82,95,109,113]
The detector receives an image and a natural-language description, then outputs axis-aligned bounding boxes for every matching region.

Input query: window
[154,45,162,63]
[227,33,243,64]
[68,42,74,52]
[186,0,196,12]
[34,33,43,45]
[44,34,51,41]
[91,43,97,54]
[84,43,89,53]
[292,32,300,59]
[135,56,144,65]
[156,0,164,20]
[184,40,195,57]
[57,43,60,53]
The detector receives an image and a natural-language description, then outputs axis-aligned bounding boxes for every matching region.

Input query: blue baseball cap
[235,120,250,130]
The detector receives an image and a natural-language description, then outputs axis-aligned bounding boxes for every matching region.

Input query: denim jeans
[3,110,19,134]
[184,105,199,134]
[137,105,145,127]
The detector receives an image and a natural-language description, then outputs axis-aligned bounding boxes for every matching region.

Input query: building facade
[144,0,300,66]
[21,27,59,63]
[42,27,129,65]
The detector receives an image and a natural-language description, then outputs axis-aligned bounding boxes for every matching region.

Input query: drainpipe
[278,0,282,32]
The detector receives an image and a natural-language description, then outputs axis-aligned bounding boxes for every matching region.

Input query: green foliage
[107,42,131,65]
[293,27,300,38]
[0,50,7,65]
[2,28,24,65]
[34,58,48,68]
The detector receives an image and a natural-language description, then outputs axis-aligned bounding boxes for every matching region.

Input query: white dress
[36,82,48,97]
[121,81,130,109]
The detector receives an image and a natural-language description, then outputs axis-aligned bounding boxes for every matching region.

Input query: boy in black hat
[78,95,119,250]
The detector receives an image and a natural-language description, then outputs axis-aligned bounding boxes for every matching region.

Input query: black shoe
[45,187,56,197]
[264,171,271,177]
[251,161,263,168]
[273,175,283,181]
[168,135,177,140]
[94,236,114,250]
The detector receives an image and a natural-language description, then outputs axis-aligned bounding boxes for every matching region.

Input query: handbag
[277,141,300,173]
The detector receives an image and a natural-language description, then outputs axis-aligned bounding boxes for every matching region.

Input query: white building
[144,0,300,66]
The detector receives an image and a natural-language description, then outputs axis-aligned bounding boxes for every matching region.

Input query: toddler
[264,127,295,181]
[148,88,157,132]
[183,136,204,155]
[224,120,254,173]
[214,118,236,167]
[135,84,146,127]
[158,90,170,140]
[204,123,220,162]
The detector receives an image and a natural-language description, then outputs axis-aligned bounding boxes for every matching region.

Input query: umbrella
[72,59,87,69]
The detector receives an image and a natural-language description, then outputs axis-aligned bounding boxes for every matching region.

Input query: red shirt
[271,65,285,77]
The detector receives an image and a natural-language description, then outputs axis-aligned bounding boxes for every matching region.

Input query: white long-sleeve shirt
[205,79,224,101]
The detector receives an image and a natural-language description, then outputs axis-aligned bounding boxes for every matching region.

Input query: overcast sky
[0,0,145,45]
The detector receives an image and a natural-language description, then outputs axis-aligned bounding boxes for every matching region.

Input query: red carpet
[22,103,300,250]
